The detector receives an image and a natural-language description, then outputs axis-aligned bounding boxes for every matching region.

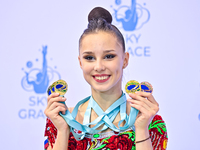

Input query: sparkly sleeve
[44,118,57,150]
[149,115,168,150]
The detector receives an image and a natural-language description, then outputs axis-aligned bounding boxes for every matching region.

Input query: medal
[47,86,52,96]
[125,80,141,94]
[47,79,68,96]
[140,81,153,93]
[125,80,153,93]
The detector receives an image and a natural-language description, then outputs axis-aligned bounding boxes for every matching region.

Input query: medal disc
[52,80,68,96]
[140,81,153,93]
[47,79,68,96]
[125,80,141,94]
[47,86,52,96]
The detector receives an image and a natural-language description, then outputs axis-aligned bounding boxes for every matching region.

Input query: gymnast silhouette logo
[112,0,150,31]
[21,46,61,94]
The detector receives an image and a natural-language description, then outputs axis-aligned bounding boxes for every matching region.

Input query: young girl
[44,7,168,150]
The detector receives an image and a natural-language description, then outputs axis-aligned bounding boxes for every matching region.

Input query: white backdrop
[0,0,200,149]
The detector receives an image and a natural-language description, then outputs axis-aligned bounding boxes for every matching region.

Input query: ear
[78,56,83,69]
[123,52,129,69]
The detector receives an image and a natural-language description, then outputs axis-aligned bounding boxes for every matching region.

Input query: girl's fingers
[128,99,151,112]
[127,97,156,110]
[136,91,159,106]
[47,92,60,101]
[47,95,67,109]
[128,92,159,116]
[45,102,67,117]
[129,92,159,107]
[129,99,159,116]
[49,105,67,117]
[129,103,151,119]
[45,93,68,117]
[48,102,67,112]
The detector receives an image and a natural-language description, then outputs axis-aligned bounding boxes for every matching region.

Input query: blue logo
[111,0,151,57]
[19,45,61,119]
[21,45,61,94]
[112,0,150,31]
[198,113,200,121]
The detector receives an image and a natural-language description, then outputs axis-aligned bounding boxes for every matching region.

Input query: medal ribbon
[59,92,138,140]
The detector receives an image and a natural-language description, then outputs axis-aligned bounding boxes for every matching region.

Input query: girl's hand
[127,91,159,130]
[44,93,69,131]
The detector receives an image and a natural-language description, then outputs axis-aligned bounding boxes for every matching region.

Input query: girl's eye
[84,56,94,60]
[105,54,115,59]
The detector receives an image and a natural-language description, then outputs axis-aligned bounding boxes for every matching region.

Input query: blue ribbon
[59,92,138,140]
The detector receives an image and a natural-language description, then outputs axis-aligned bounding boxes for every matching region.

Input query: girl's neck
[91,88,122,111]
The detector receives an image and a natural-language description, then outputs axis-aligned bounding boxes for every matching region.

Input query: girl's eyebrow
[103,50,115,53]
[82,50,115,55]
[82,51,93,55]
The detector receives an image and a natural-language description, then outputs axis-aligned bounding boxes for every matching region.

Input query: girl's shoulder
[149,115,168,150]
[149,114,167,135]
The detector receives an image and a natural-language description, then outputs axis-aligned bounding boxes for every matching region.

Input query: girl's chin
[91,85,119,93]
[91,86,110,93]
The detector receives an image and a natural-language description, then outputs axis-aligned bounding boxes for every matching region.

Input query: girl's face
[78,31,129,93]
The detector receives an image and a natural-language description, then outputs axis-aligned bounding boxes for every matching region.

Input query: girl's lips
[93,75,110,83]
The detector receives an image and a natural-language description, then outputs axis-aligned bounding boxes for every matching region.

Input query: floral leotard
[44,115,168,150]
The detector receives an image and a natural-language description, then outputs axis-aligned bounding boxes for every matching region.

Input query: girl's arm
[44,93,71,150]
[46,129,70,150]
[127,91,159,150]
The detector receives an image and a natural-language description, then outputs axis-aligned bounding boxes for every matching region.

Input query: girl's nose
[94,60,105,72]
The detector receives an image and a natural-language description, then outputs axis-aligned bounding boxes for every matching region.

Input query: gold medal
[47,79,68,96]
[125,80,141,94]
[47,86,53,96]
[140,81,153,93]
[52,80,68,96]
[125,80,153,94]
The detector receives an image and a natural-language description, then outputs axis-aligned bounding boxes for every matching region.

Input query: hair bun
[88,7,112,24]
